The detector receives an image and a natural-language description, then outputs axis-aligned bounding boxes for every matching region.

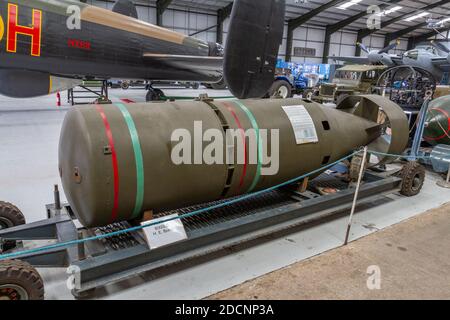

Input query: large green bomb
[59,96,408,227]
[424,96,450,146]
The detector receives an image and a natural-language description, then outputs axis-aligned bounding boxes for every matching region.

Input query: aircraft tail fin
[112,0,138,19]
[223,0,286,99]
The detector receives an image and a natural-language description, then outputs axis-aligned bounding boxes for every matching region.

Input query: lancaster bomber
[0,0,224,101]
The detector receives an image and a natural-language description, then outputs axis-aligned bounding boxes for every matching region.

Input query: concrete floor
[210,202,450,300]
[1,87,450,300]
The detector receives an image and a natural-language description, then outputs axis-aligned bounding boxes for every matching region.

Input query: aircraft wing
[431,57,450,72]
[143,54,223,82]
[328,56,372,64]
[329,54,403,66]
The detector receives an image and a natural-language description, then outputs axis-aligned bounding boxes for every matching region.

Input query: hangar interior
[89,0,447,62]
[1,0,450,301]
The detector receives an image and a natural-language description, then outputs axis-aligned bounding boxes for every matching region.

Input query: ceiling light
[438,17,450,24]
[337,0,363,10]
[377,6,402,17]
[404,12,430,22]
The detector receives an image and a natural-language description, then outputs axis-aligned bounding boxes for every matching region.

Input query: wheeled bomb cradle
[0,162,425,299]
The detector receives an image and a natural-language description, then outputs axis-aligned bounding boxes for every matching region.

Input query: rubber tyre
[400,161,425,197]
[146,88,164,102]
[191,82,200,90]
[303,90,314,100]
[120,82,130,90]
[0,260,44,300]
[269,80,292,99]
[211,78,227,90]
[0,201,25,252]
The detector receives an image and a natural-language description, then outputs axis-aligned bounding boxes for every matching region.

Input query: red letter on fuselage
[7,3,42,57]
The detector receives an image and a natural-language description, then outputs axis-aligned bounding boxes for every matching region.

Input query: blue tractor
[268,72,310,99]
[268,61,329,99]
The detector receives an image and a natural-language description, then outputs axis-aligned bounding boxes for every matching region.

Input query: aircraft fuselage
[0,0,217,81]
[402,50,444,81]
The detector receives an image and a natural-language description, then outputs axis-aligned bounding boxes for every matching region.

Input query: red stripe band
[96,105,120,222]
[222,101,248,191]
[120,98,136,104]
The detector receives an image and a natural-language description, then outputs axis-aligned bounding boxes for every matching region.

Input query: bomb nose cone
[59,107,102,227]
[423,96,450,146]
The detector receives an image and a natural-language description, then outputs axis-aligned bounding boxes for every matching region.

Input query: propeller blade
[378,39,400,54]
[357,42,370,54]
[431,40,450,54]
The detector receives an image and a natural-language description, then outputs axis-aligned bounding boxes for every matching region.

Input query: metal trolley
[0,163,424,299]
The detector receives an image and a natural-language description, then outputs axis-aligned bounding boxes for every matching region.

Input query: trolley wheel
[0,201,25,252]
[400,161,425,197]
[0,260,44,300]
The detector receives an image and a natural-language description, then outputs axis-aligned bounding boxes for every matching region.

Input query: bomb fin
[337,95,409,165]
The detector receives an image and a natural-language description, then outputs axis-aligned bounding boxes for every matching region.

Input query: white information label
[282,105,319,144]
[141,214,188,249]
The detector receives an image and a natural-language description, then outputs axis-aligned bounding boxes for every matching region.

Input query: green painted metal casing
[424,96,450,146]
[59,97,404,227]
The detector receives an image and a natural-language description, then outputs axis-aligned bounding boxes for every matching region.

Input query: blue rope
[0,151,361,261]
[367,150,431,160]
[1,148,428,261]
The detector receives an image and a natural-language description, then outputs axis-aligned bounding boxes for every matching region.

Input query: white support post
[344,147,368,245]
[437,162,450,189]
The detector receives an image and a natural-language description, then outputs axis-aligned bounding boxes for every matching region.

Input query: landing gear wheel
[146,88,165,102]
[211,78,227,90]
[0,201,25,252]
[191,82,200,90]
[120,81,130,90]
[400,161,425,197]
[269,80,292,99]
[0,260,44,300]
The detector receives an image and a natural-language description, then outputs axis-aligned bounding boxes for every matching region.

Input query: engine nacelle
[0,69,81,98]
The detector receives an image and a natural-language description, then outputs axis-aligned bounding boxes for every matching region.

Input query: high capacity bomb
[58,95,409,227]
[424,95,450,146]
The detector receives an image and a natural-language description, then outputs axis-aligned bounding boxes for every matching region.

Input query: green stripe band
[115,103,145,219]
[233,100,263,193]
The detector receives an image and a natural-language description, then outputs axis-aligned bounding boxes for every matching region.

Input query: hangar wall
[88,1,407,65]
